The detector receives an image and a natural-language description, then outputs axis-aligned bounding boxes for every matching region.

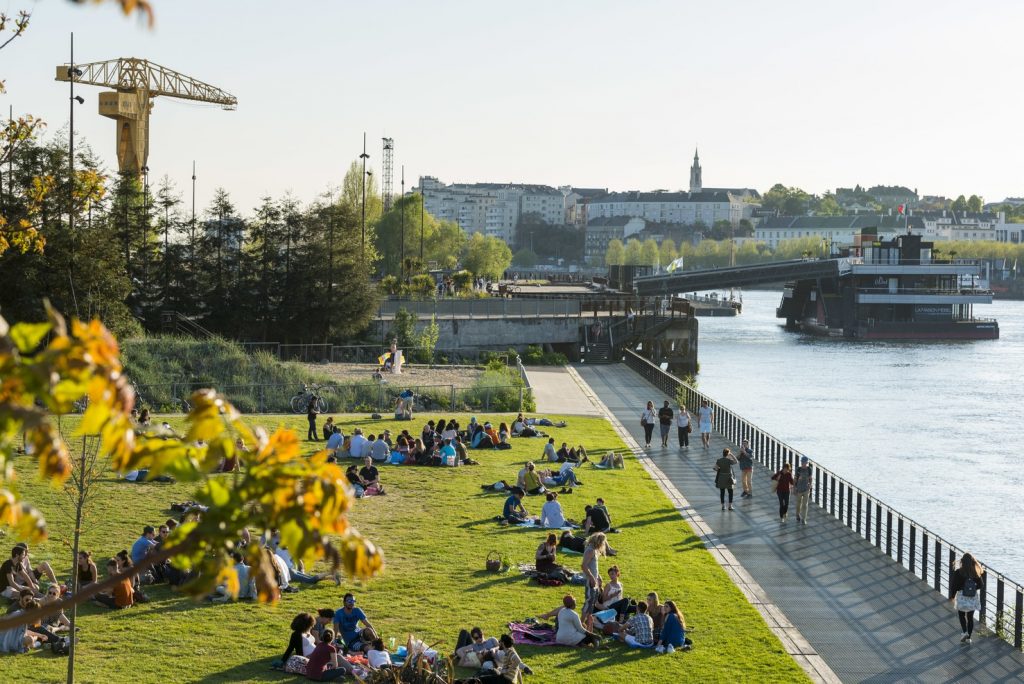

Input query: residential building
[584,216,646,265]
[562,186,608,227]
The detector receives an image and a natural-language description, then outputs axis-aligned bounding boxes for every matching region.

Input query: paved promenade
[526,365,602,417]
[568,363,1024,683]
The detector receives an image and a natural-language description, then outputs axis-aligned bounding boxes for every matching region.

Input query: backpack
[51,637,70,656]
[962,575,978,598]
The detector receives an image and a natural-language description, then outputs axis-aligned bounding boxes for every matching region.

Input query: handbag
[770,476,779,493]
[486,550,504,573]
[955,592,981,613]
[685,424,692,434]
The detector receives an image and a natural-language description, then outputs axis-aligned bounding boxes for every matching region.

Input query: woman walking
[676,404,691,449]
[771,462,795,522]
[697,400,713,448]
[640,401,656,449]
[950,553,985,644]
[794,456,812,524]
[714,448,737,511]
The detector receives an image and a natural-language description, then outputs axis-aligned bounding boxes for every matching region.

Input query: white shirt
[544,443,559,462]
[555,607,588,646]
[676,411,690,427]
[270,552,291,588]
[641,409,656,425]
[367,649,392,668]
[275,547,295,571]
[349,435,368,458]
[301,632,316,657]
[558,462,575,477]
[541,500,566,528]
[442,429,457,441]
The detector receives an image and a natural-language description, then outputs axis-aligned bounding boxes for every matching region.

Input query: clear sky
[5,0,1022,213]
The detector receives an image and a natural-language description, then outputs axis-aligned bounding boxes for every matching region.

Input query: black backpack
[51,637,70,656]
[962,575,978,598]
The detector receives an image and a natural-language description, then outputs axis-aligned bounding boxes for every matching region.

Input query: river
[694,288,1024,580]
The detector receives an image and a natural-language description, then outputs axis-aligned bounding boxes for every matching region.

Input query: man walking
[657,401,673,449]
[307,399,320,441]
[794,456,813,524]
[737,439,754,498]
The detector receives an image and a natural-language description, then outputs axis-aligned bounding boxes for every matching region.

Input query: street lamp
[359,132,370,260]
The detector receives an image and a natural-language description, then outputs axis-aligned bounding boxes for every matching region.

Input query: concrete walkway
[526,365,602,416]
[574,363,1024,684]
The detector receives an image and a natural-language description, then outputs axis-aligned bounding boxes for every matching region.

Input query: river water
[694,289,1024,580]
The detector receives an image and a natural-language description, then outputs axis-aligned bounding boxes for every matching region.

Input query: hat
[800,456,809,464]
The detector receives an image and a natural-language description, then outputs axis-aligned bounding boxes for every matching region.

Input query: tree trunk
[66,438,86,684]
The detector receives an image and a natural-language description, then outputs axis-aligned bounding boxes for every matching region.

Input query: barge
[776,230,999,340]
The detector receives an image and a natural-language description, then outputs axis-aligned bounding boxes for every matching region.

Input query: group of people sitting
[0,543,71,654]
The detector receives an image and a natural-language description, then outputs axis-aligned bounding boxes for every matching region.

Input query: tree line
[605,236,830,269]
[0,133,513,342]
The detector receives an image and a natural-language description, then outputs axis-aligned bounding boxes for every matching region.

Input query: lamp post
[359,132,370,260]
[400,165,405,281]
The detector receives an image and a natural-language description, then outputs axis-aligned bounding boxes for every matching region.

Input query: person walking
[737,439,754,498]
[640,401,656,449]
[697,400,713,448]
[306,399,320,442]
[657,401,673,448]
[676,404,691,449]
[794,456,812,524]
[771,463,795,522]
[950,553,985,644]
[714,448,738,511]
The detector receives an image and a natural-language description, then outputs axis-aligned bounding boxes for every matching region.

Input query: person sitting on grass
[543,438,559,463]
[485,422,500,445]
[94,558,134,609]
[616,600,654,648]
[370,434,390,462]
[1,546,33,600]
[540,492,568,529]
[114,550,149,602]
[486,634,533,683]
[359,456,385,495]
[511,415,538,438]
[596,452,625,469]
[211,552,255,602]
[523,462,545,496]
[581,507,617,556]
[305,629,355,680]
[276,611,317,668]
[322,416,335,442]
[471,423,494,449]
[453,626,500,667]
[333,593,377,653]
[498,423,511,446]
[366,637,393,670]
[326,426,345,456]
[537,595,602,648]
[14,543,59,593]
[439,438,458,466]
[395,435,410,462]
[654,600,691,653]
[346,465,366,497]
[410,438,426,464]
[40,583,71,632]
[348,428,369,460]
[421,420,437,450]
[645,591,668,642]
[502,487,533,524]
[595,566,635,622]
[76,550,98,588]
[454,435,471,464]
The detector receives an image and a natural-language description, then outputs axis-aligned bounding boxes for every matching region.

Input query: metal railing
[131,381,533,415]
[623,348,1024,650]
[377,298,582,319]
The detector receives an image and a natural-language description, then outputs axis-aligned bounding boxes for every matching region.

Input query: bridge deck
[570,363,1024,683]
[634,258,844,296]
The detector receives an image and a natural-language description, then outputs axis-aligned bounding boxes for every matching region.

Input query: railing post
[846,486,853,527]
[909,525,916,574]
[814,464,821,505]
[876,503,883,548]
[856,492,862,535]
[886,510,893,556]
[996,578,1004,635]
[865,497,872,540]
[948,548,956,597]
[829,476,836,517]
[450,385,455,412]
[934,540,941,591]
[897,518,904,565]
[838,481,844,521]
[922,532,928,582]
[980,574,988,622]
[1015,590,1022,650]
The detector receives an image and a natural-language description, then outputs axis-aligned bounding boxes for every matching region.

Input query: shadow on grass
[673,534,705,552]
[557,642,658,672]
[193,661,290,683]
[465,569,529,592]
[617,511,681,529]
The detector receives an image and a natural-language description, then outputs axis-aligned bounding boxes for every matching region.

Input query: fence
[378,298,582,319]
[623,348,1024,650]
[236,342,526,365]
[132,381,533,415]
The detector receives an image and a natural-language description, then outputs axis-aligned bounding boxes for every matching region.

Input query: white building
[417,177,566,244]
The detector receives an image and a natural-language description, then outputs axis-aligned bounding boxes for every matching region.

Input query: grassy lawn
[1,413,806,683]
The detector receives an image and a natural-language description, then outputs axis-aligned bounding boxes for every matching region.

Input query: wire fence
[131,381,533,415]
[623,348,1024,651]
[238,342,525,366]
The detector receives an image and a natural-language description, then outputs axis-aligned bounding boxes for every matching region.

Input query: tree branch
[0,540,189,632]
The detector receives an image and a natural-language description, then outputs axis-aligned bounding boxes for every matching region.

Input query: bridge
[633,258,853,296]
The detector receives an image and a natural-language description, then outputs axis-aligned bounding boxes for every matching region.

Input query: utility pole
[67,33,84,274]
[419,186,425,261]
[360,133,369,261]
[400,165,405,281]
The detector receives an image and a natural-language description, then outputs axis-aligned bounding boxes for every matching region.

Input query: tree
[512,248,537,268]
[952,195,969,213]
[605,239,625,266]
[624,238,643,265]
[967,195,983,213]
[658,239,678,267]
[641,238,660,267]
[0,307,382,638]
[761,183,810,216]
[462,233,512,279]
[815,194,843,216]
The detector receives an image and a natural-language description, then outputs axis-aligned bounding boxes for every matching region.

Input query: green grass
[1,413,807,683]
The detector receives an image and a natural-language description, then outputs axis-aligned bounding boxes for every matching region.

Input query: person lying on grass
[453,626,500,667]
[270,533,338,586]
[537,594,602,647]
[366,637,393,670]
[556,443,589,464]
[333,593,377,653]
[596,452,625,469]
[540,462,583,491]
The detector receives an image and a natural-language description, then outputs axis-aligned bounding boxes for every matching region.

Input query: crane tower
[381,137,394,212]
[56,57,237,176]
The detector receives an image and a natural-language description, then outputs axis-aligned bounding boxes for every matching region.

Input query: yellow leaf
[9,322,50,353]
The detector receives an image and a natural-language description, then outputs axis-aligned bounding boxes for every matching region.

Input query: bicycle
[290,384,329,414]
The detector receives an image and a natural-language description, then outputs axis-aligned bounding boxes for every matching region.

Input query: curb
[564,365,841,684]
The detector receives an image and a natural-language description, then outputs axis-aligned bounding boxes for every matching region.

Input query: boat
[776,229,999,340]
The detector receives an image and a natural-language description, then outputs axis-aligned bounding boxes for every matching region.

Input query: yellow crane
[55,57,237,175]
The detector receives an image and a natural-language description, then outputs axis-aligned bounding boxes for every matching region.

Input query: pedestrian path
[526,365,602,416]
[574,363,1024,684]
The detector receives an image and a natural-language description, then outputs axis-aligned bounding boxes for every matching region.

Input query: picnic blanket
[515,520,572,530]
[508,622,559,647]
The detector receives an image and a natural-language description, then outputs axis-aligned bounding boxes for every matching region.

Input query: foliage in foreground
[0,308,381,634]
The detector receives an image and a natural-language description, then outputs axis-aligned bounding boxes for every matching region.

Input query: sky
[4,0,1023,214]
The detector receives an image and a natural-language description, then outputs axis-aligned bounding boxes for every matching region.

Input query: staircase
[585,340,613,363]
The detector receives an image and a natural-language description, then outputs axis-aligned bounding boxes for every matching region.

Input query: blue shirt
[326,432,344,450]
[440,444,456,460]
[333,606,367,643]
[503,495,523,521]
[370,440,390,462]
[131,536,155,564]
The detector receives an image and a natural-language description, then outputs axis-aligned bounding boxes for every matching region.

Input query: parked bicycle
[290,384,329,414]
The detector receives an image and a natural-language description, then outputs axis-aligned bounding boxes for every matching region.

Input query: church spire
[689,147,702,193]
